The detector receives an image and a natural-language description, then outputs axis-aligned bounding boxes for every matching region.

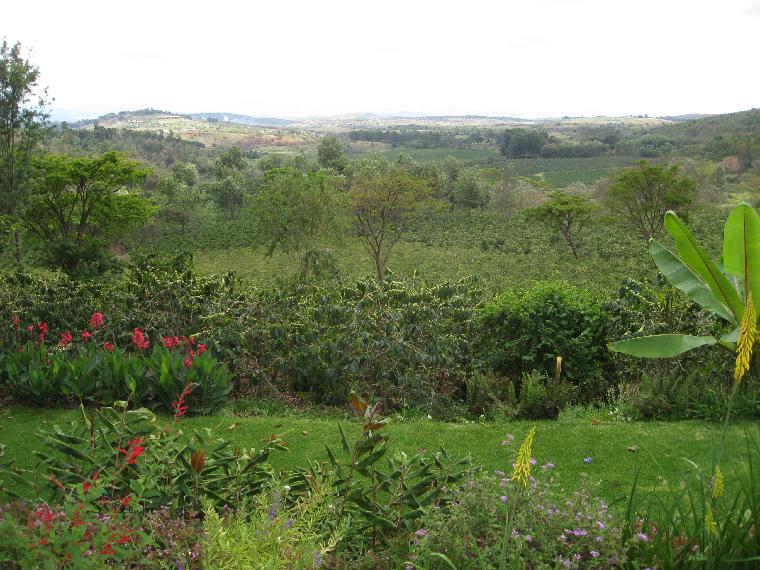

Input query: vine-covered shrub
[480,282,615,402]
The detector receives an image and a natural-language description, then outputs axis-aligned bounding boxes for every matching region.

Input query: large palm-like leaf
[609,203,755,359]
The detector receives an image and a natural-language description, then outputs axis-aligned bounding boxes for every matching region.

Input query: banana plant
[609,202,758,358]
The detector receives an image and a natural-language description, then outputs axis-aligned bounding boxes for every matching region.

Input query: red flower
[26,324,33,333]
[83,481,92,493]
[197,343,207,355]
[81,330,91,341]
[36,322,48,335]
[38,538,48,546]
[103,341,115,353]
[89,312,105,330]
[116,533,133,545]
[12,314,21,328]
[119,437,146,465]
[59,331,73,348]
[172,382,194,419]
[183,357,193,368]
[131,328,149,351]
[163,336,176,349]
[100,543,116,556]
[119,495,133,508]
[189,337,197,346]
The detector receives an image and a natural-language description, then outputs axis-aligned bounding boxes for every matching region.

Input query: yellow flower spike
[510,427,537,487]
[735,294,757,383]
[712,466,724,499]
[704,504,718,536]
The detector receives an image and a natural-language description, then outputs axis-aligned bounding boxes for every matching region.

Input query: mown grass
[1,406,756,503]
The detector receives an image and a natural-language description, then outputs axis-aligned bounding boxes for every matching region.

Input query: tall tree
[605,161,694,241]
[22,151,149,274]
[526,192,599,259]
[0,40,50,267]
[317,136,347,173]
[350,170,431,282]
[250,167,338,260]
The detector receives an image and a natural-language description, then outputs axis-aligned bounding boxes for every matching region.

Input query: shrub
[0,315,232,414]
[480,282,614,403]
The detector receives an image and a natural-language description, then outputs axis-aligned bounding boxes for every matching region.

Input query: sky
[4,0,760,120]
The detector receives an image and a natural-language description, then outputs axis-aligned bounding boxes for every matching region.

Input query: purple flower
[530,457,537,465]
[584,457,593,464]
[314,551,323,567]
[282,518,294,529]
[562,560,571,568]
[415,528,427,537]
[573,554,582,561]
[500,495,509,502]
[405,566,413,570]
[590,551,600,558]
[572,528,588,537]
[637,532,649,542]
[595,535,603,542]
[525,534,533,542]
[544,462,556,469]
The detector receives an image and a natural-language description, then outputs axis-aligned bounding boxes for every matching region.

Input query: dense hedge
[0,253,755,419]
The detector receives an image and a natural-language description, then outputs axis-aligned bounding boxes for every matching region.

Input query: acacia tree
[606,161,694,241]
[250,167,338,263]
[350,170,431,282]
[526,191,599,259]
[0,40,50,267]
[22,151,149,274]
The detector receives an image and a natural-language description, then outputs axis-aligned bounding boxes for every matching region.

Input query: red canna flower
[59,331,73,348]
[163,336,176,349]
[197,343,207,355]
[119,495,133,508]
[81,330,91,341]
[89,312,105,330]
[131,328,149,351]
[36,322,48,335]
[183,357,193,368]
[103,341,115,353]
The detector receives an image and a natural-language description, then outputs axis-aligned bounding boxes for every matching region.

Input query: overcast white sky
[4,0,760,120]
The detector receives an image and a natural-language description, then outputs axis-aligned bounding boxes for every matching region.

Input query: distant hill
[190,113,297,127]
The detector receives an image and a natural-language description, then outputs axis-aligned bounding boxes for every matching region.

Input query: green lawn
[2,406,756,502]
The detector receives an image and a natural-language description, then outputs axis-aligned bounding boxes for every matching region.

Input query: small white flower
[283,485,291,492]
[427,414,432,420]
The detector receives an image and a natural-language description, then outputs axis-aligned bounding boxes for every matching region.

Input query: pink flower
[197,343,207,355]
[81,330,91,341]
[183,357,193,368]
[59,331,73,348]
[131,328,149,351]
[103,341,115,353]
[163,336,176,349]
[89,312,105,330]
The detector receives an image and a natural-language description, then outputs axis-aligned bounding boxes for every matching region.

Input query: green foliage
[481,282,614,401]
[250,168,340,257]
[524,191,600,259]
[606,160,695,241]
[451,168,490,209]
[317,136,348,173]
[609,202,757,359]
[0,335,233,414]
[625,438,760,568]
[410,471,629,568]
[250,277,479,407]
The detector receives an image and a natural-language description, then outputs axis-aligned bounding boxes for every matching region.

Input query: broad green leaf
[608,334,717,358]
[649,240,733,322]
[718,327,739,351]
[724,202,760,305]
[664,211,743,324]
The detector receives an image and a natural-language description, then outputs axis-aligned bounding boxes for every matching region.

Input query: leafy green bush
[249,277,480,408]
[480,282,614,402]
[0,318,232,413]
